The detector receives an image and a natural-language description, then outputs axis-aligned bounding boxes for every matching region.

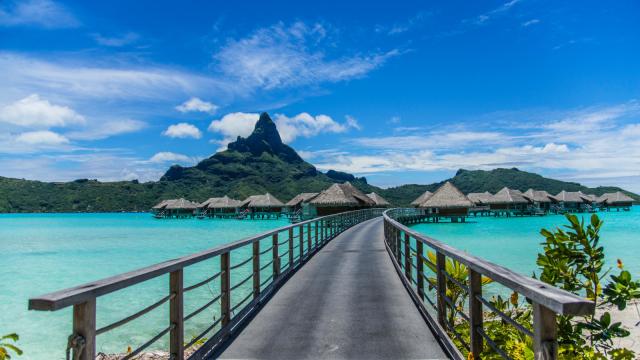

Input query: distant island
[0,113,636,212]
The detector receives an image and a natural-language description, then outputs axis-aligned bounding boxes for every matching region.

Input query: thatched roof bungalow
[410,191,433,207]
[366,192,391,207]
[152,198,198,218]
[242,193,284,209]
[598,191,634,210]
[199,196,243,216]
[467,191,493,206]
[486,187,530,211]
[421,182,474,217]
[522,189,555,211]
[285,192,319,210]
[308,182,375,216]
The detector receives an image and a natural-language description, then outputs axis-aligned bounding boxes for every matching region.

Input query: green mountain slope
[0,113,636,212]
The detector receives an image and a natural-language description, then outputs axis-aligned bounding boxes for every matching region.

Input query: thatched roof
[241,193,284,208]
[309,182,375,207]
[162,198,199,210]
[523,189,553,203]
[421,182,474,208]
[578,192,598,203]
[553,191,584,203]
[598,191,634,205]
[200,196,243,209]
[366,192,391,206]
[285,193,319,207]
[487,187,530,205]
[411,191,433,206]
[152,200,169,209]
[467,192,493,205]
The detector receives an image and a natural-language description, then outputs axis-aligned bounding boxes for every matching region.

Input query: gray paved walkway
[219,217,448,360]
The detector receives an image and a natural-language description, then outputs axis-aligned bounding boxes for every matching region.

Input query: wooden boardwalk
[218,218,448,359]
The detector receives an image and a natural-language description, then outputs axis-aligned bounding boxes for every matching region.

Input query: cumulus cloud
[162,123,202,139]
[148,151,193,163]
[15,130,69,145]
[0,0,79,28]
[0,94,85,128]
[213,21,399,90]
[175,97,218,114]
[207,112,361,147]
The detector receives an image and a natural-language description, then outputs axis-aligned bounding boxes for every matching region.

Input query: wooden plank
[288,228,294,268]
[299,225,304,259]
[436,251,447,327]
[72,299,96,360]
[533,303,558,360]
[252,242,260,299]
[314,221,319,248]
[384,214,594,316]
[469,269,483,359]
[170,270,184,360]
[416,241,425,301]
[307,222,312,253]
[404,233,411,280]
[220,252,230,327]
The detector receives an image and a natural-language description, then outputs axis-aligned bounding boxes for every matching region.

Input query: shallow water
[1,213,289,359]
[408,206,640,281]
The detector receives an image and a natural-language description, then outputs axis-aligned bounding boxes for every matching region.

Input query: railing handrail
[29,210,379,312]
[383,208,594,316]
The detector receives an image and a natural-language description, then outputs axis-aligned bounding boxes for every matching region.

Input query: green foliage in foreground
[0,333,22,359]
[432,214,639,360]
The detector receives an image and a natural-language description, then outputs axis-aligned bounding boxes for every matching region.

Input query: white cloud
[162,123,202,139]
[274,113,360,143]
[0,94,85,128]
[0,53,220,101]
[0,0,79,28]
[213,21,399,90]
[148,151,193,163]
[207,112,360,147]
[471,0,521,25]
[91,32,140,47]
[352,131,505,150]
[522,19,540,27]
[207,112,260,146]
[67,119,146,140]
[15,130,69,145]
[175,97,218,114]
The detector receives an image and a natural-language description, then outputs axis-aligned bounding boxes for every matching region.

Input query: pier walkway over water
[29,208,594,360]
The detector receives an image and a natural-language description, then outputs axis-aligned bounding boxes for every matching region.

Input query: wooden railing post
[314,221,319,248]
[170,269,184,359]
[436,251,447,327]
[533,303,558,360]
[253,242,260,299]
[72,299,96,360]
[272,233,280,278]
[299,225,304,260]
[395,228,401,261]
[220,252,230,327]
[307,222,312,252]
[288,228,294,266]
[469,269,483,359]
[416,241,425,301]
[404,233,411,280]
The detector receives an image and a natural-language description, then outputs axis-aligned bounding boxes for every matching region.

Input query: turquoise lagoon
[2,208,639,359]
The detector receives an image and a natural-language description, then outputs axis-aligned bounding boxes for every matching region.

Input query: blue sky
[1,0,639,192]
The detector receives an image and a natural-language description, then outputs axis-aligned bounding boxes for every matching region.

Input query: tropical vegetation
[0,333,22,359]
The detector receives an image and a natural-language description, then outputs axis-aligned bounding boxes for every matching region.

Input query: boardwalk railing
[383,208,595,360]
[29,208,384,360]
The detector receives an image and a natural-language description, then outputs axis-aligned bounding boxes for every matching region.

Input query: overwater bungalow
[420,182,474,221]
[467,191,493,206]
[522,189,555,213]
[553,191,585,213]
[410,191,433,207]
[366,192,391,207]
[598,191,634,211]
[285,192,319,221]
[240,193,285,219]
[152,198,198,218]
[198,196,243,218]
[486,187,531,216]
[308,182,375,216]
